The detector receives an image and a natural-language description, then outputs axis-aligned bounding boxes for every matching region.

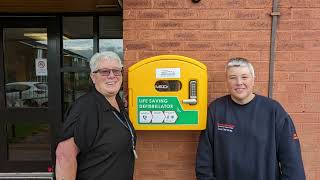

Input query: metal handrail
[0,172,53,179]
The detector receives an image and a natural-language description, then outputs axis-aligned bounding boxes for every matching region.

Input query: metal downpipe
[268,0,280,98]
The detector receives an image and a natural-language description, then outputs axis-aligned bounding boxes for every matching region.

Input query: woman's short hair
[226,57,255,77]
[89,51,123,72]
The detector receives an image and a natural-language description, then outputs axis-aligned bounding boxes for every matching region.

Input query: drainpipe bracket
[270,12,280,16]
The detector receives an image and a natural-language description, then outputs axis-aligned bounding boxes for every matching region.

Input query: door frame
[0,16,62,172]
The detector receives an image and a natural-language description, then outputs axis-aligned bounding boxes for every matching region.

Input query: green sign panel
[137,96,198,124]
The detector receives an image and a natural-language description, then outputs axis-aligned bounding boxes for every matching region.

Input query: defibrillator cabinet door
[128,55,207,130]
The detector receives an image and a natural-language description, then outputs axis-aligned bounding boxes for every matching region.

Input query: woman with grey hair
[196,57,305,180]
[55,51,137,180]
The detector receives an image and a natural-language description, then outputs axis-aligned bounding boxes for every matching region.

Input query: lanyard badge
[112,111,138,159]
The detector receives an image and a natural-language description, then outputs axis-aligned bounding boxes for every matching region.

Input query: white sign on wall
[35,58,48,76]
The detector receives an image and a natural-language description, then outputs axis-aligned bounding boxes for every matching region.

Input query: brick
[184,41,213,51]
[230,9,265,20]
[251,61,269,72]
[300,123,320,134]
[153,40,184,50]
[292,9,320,19]
[168,152,197,161]
[292,51,320,61]
[153,0,185,9]
[135,160,191,170]
[245,20,271,30]
[154,20,183,29]
[289,72,320,82]
[183,20,217,30]
[253,82,268,96]
[209,71,226,81]
[281,102,305,113]
[310,20,320,30]
[153,142,198,153]
[198,31,230,41]
[173,51,229,61]
[307,62,320,72]
[276,31,291,41]
[276,51,292,61]
[274,72,290,81]
[279,20,310,30]
[125,40,152,50]
[171,30,198,40]
[201,51,229,61]
[275,61,306,72]
[246,41,270,50]
[165,169,196,179]
[273,93,289,103]
[135,169,166,176]
[305,93,320,105]
[299,134,320,151]
[255,72,269,81]
[211,0,246,8]
[230,31,270,41]
[185,0,211,9]
[123,20,153,30]
[276,41,306,51]
[244,0,271,8]
[123,30,138,40]
[309,0,320,7]
[123,10,137,19]
[124,60,138,69]
[200,9,229,19]
[280,0,309,8]
[306,40,320,50]
[217,20,271,30]
[137,9,168,19]
[124,51,137,61]
[168,9,198,19]
[123,0,152,9]
[292,31,320,40]
[210,82,227,92]
[137,51,171,60]
[279,8,292,20]
[214,41,245,50]
[288,92,305,104]
[291,113,319,123]
[273,82,306,93]
[302,151,320,170]
[228,51,261,61]
[138,30,169,40]
[306,83,320,92]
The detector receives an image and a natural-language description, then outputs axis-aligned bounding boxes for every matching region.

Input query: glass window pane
[4,28,48,108]
[99,16,123,60]
[99,16,122,39]
[63,17,93,67]
[7,122,51,161]
[63,72,91,111]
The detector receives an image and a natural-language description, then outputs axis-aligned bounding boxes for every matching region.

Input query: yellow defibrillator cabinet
[128,55,207,130]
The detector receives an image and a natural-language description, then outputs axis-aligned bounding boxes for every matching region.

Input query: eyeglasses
[93,68,122,76]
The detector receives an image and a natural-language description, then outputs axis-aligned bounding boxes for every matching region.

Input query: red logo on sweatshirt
[217,123,235,132]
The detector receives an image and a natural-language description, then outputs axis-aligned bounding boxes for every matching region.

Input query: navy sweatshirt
[196,95,305,180]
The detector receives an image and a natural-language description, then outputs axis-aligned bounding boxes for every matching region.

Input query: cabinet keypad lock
[183,80,197,105]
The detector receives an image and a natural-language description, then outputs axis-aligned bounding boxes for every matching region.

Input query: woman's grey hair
[89,51,123,72]
[226,57,255,77]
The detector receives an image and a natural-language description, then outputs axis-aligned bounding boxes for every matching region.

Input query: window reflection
[7,122,51,161]
[63,72,90,110]
[63,17,93,67]
[4,28,48,108]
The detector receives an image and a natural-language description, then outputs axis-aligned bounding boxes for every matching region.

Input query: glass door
[0,17,61,175]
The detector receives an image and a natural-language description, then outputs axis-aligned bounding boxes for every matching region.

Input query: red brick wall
[123,0,320,179]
